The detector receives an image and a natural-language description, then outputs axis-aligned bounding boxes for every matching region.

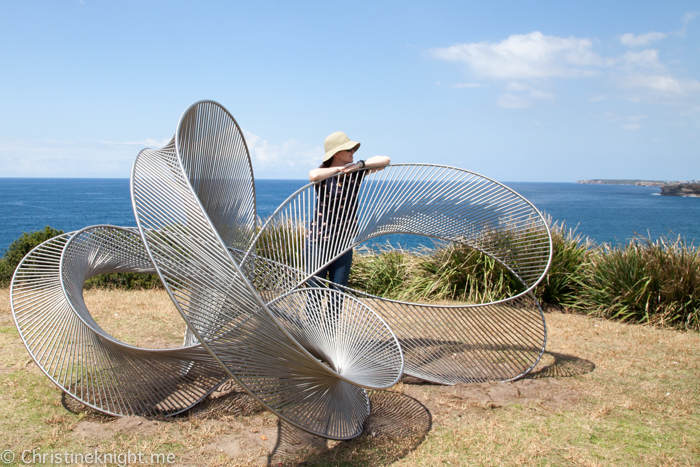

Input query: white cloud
[0,138,138,177]
[97,138,172,147]
[243,130,323,173]
[598,112,647,122]
[619,32,667,47]
[530,90,556,100]
[497,93,532,109]
[676,11,700,36]
[592,113,648,131]
[684,11,699,22]
[0,133,325,179]
[453,82,483,88]
[619,49,664,70]
[619,74,700,95]
[431,31,605,80]
[506,82,529,91]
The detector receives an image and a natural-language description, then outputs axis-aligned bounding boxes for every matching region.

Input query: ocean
[1,178,699,252]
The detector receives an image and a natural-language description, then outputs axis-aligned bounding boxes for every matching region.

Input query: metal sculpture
[11,100,551,440]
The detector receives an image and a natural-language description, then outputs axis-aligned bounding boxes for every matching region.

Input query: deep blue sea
[1,178,699,252]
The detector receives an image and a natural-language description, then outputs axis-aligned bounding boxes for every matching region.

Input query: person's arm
[309,166,344,182]
[343,156,391,174]
[308,156,392,182]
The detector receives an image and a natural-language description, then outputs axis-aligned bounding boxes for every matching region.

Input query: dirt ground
[63,357,587,466]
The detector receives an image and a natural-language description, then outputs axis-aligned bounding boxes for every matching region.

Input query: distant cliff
[577,179,700,197]
[660,183,700,197]
[577,179,671,186]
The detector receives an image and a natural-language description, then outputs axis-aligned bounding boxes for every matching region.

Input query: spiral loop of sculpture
[11,100,550,439]
[10,226,227,417]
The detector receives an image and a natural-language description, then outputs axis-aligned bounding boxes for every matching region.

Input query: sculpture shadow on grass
[267,390,432,466]
[524,351,596,379]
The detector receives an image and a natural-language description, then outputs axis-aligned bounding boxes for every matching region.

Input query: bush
[350,241,526,304]
[0,226,64,287]
[83,272,162,290]
[349,219,700,332]
[6,220,699,331]
[0,226,161,290]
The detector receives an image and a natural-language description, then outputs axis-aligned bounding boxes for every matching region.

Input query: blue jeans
[309,248,353,288]
[306,248,353,321]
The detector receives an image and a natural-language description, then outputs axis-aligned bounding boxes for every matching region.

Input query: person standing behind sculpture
[307,131,391,290]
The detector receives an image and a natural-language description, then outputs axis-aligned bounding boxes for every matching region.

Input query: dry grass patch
[82,288,186,349]
[1,287,699,466]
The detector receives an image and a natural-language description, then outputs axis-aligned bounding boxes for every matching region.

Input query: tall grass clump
[402,243,525,303]
[254,217,306,267]
[575,235,700,330]
[349,241,526,304]
[534,219,592,308]
[348,244,415,299]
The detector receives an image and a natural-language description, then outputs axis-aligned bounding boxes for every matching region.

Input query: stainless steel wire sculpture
[11,100,551,440]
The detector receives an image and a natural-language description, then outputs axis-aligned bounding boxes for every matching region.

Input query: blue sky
[1,1,698,181]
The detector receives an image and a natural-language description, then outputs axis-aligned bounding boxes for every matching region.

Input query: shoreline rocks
[660,183,700,197]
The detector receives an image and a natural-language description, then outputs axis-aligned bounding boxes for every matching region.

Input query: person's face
[334,147,355,165]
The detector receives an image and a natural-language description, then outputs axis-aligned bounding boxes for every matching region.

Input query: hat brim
[322,141,360,162]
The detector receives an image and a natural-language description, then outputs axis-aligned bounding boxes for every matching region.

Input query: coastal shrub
[0,226,64,287]
[574,235,700,330]
[254,218,306,268]
[83,272,162,290]
[534,219,591,308]
[0,227,162,290]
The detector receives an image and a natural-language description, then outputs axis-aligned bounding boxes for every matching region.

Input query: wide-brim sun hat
[323,131,360,162]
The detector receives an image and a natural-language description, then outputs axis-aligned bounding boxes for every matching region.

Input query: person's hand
[340,162,362,173]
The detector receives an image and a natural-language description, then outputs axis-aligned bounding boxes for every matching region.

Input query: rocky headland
[660,183,700,197]
[577,179,700,197]
[577,179,672,187]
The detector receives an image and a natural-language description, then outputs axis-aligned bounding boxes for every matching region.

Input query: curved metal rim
[498,291,548,383]
[175,99,258,235]
[304,274,547,383]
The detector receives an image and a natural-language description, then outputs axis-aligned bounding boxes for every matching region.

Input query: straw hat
[323,131,360,163]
